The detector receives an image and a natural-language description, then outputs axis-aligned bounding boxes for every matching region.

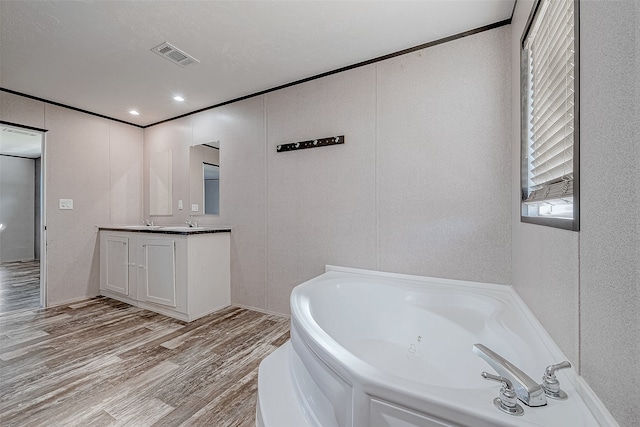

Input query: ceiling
[1,0,514,132]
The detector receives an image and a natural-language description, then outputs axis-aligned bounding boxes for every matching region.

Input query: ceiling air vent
[151,42,199,67]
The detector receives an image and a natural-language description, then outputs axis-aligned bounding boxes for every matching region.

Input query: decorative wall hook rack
[276,135,344,152]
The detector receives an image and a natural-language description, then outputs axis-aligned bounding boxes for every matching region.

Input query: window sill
[521,215,578,231]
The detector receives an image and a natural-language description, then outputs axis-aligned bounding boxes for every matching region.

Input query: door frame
[40,129,47,307]
[0,120,48,307]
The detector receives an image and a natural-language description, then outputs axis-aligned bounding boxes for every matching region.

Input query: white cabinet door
[104,235,130,295]
[141,238,176,307]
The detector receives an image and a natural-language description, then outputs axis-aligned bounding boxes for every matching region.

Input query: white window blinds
[523,0,575,206]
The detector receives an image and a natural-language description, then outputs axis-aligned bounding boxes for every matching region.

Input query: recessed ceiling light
[129,110,140,115]
[173,96,185,102]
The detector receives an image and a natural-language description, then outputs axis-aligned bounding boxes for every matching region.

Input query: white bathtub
[257,266,617,427]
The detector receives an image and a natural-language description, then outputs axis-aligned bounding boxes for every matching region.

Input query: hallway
[0,260,40,313]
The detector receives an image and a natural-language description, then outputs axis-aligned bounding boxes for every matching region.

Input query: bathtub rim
[290,269,543,425]
[289,265,619,427]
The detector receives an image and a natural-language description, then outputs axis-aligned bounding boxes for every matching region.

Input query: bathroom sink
[118,225,161,230]
[160,226,204,231]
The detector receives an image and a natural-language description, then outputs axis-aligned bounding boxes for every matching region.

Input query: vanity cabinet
[99,228,230,322]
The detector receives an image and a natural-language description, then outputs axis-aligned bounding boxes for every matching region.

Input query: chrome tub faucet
[473,343,547,407]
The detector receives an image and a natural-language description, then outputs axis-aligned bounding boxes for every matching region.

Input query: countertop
[98,225,232,235]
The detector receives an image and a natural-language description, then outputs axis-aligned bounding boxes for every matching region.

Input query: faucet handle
[481,372,524,416]
[542,361,571,400]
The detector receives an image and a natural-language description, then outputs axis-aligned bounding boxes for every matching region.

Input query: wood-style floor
[0,298,289,426]
[0,260,41,314]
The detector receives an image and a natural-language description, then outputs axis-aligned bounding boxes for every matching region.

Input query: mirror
[189,143,220,216]
[203,163,220,215]
[150,149,172,215]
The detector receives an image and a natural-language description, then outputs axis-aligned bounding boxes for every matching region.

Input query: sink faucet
[185,218,198,228]
[143,219,154,226]
[473,344,547,407]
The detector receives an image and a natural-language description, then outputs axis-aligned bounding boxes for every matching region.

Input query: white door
[142,238,176,307]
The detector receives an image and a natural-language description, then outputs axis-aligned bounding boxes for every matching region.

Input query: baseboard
[233,304,290,319]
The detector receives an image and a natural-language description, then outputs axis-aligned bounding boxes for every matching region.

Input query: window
[521,0,579,230]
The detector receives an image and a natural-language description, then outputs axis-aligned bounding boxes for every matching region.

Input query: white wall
[144,26,512,314]
[0,90,144,306]
[510,0,580,365]
[0,155,35,261]
[511,1,639,425]
[579,1,639,425]
[375,28,511,285]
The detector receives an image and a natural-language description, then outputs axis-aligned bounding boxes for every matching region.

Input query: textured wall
[579,1,639,425]
[511,1,639,425]
[143,26,512,315]
[0,91,143,306]
[0,156,35,261]
[109,123,144,225]
[265,66,379,313]
[510,0,580,367]
[0,90,45,128]
[43,105,111,304]
[376,28,511,285]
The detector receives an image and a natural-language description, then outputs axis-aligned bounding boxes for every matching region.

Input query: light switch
[59,199,73,210]
[191,204,199,212]
[178,200,183,210]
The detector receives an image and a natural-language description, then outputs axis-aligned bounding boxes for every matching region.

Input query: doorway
[0,123,46,313]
